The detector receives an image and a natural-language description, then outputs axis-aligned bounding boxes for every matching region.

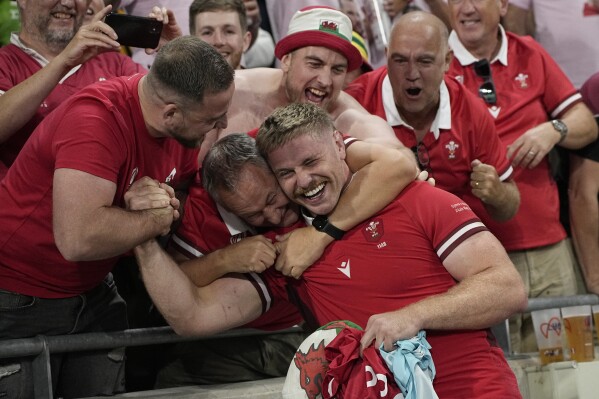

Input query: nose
[459,0,476,12]
[405,61,420,81]
[263,206,282,226]
[296,169,312,189]
[213,30,225,46]
[315,68,333,88]
[215,114,228,130]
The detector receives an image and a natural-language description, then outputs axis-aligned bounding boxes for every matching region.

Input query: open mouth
[406,87,422,97]
[305,87,326,104]
[302,182,325,200]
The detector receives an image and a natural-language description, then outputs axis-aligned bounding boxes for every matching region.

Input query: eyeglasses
[473,59,497,105]
[412,142,431,177]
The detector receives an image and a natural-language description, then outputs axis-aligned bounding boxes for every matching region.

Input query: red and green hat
[275,6,363,72]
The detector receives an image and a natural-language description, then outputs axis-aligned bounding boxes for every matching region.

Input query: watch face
[553,119,567,133]
[312,215,326,230]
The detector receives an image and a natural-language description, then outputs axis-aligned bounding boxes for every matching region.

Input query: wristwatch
[312,215,345,240]
[551,119,568,143]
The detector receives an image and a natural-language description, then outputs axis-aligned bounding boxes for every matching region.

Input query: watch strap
[312,215,345,240]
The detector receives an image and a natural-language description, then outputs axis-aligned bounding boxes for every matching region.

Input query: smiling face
[280,46,348,111]
[192,10,251,70]
[18,0,89,53]
[218,163,299,228]
[267,130,350,216]
[448,0,507,54]
[386,12,450,125]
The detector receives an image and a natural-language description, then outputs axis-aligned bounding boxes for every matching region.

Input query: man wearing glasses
[345,11,520,224]
[446,0,597,354]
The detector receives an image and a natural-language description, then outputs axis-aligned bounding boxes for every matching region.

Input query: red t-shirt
[447,28,580,250]
[0,74,198,298]
[251,182,520,398]
[0,44,144,175]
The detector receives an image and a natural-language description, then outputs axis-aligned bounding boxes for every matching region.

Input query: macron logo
[338,259,351,278]
[488,106,501,119]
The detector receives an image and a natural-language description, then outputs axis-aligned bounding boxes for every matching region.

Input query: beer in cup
[531,308,564,364]
[561,305,594,363]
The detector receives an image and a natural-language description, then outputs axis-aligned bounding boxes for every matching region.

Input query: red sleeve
[401,183,487,261]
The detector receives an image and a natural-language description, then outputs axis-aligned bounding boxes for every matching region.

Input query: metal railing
[1,295,598,399]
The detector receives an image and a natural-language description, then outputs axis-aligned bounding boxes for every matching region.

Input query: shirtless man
[198,6,411,161]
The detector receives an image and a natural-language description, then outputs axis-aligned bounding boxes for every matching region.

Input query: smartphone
[105,13,163,49]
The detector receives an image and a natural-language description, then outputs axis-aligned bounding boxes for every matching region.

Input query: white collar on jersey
[448,25,509,67]
[10,32,82,83]
[382,76,452,140]
[216,203,256,236]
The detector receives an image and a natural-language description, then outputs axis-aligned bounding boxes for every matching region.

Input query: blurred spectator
[504,0,599,89]
[338,0,365,37]
[0,0,19,46]
[0,1,143,180]
[382,0,451,28]
[569,72,599,295]
[122,0,263,68]
[343,31,372,88]
[242,25,275,67]
[189,0,251,70]
[446,0,597,353]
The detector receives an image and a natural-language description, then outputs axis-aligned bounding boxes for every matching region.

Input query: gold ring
[528,150,536,156]
[475,181,479,187]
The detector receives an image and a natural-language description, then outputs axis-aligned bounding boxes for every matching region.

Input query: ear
[444,49,453,73]
[161,103,180,126]
[280,52,292,72]
[333,130,347,160]
[499,0,509,17]
[242,31,252,53]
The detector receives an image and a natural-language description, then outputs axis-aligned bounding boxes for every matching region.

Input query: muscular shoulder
[234,67,282,91]
[330,91,371,120]
[226,68,283,133]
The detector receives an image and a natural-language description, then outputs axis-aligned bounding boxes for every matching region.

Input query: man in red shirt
[0,37,234,398]
[0,1,149,179]
[446,0,597,353]
[135,103,527,398]
[345,11,519,227]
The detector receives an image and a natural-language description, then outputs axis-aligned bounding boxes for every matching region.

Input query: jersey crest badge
[515,73,529,89]
[445,140,459,159]
[363,218,384,242]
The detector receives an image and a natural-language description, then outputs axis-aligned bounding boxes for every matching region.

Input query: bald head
[389,11,449,55]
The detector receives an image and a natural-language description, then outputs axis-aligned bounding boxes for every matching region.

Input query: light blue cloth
[379,330,439,399]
